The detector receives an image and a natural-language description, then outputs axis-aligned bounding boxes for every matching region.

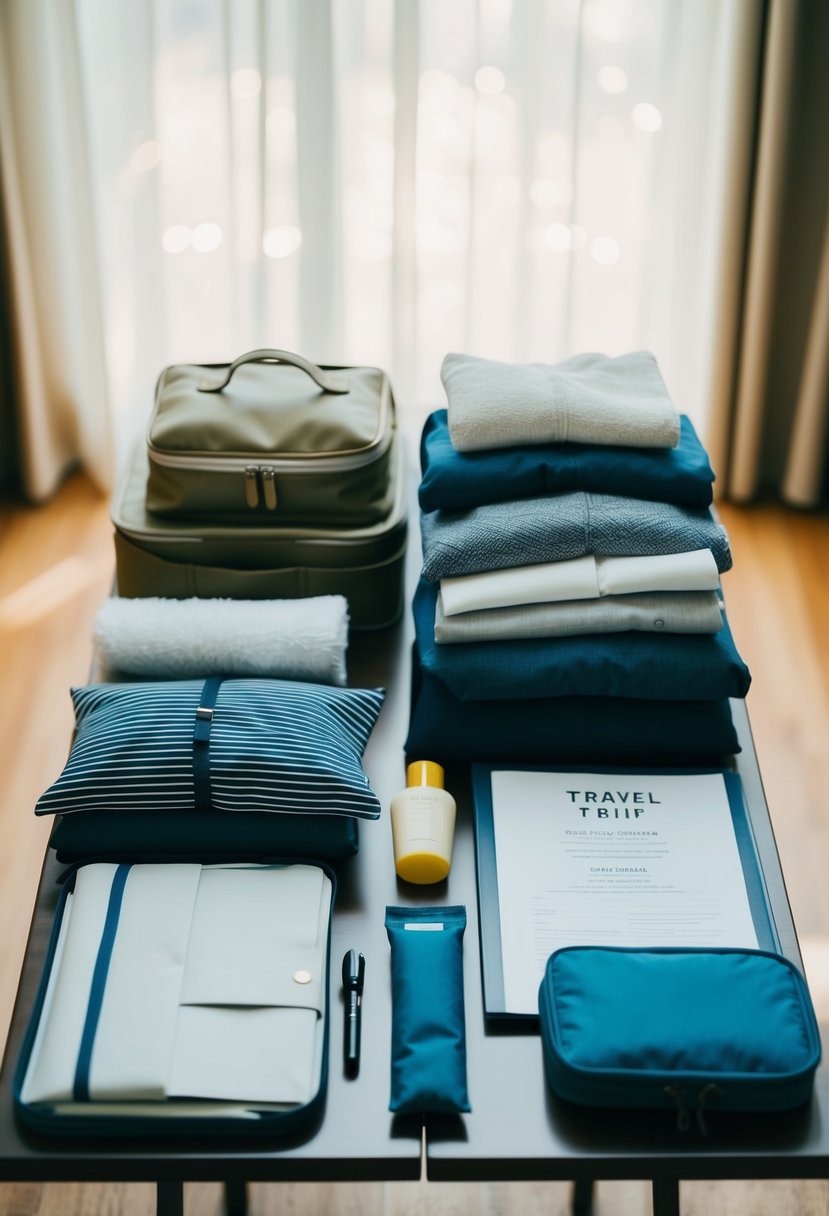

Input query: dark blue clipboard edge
[471,763,780,1027]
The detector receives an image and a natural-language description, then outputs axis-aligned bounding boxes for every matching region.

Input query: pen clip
[342,948,365,995]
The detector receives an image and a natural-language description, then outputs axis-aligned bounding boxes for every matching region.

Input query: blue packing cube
[539,946,821,1126]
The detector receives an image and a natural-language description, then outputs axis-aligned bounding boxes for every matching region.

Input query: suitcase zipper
[244,466,260,508]
[260,466,278,509]
[146,424,393,476]
[244,467,277,510]
[149,438,393,513]
[118,434,406,543]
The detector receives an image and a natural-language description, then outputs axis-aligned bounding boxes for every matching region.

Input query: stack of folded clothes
[405,350,750,765]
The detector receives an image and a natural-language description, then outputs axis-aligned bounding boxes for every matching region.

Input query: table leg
[225,1180,249,1215]
[157,1181,184,1216]
[571,1179,595,1213]
[652,1177,680,1216]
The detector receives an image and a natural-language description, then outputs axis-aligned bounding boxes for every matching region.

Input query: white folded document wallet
[15,861,334,1138]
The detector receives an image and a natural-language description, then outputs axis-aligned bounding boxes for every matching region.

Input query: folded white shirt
[435,589,724,642]
[440,549,720,617]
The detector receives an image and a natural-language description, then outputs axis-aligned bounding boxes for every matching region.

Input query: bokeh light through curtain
[76,0,722,455]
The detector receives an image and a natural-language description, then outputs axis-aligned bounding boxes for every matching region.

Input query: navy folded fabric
[420,492,732,582]
[50,809,359,865]
[419,411,715,513]
[414,579,750,702]
[405,657,740,764]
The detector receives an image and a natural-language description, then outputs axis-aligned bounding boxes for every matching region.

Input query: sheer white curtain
[0,0,112,498]
[73,0,729,467]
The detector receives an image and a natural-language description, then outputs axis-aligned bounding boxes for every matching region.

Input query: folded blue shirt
[414,578,750,702]
[418,411,715,513]
[405,656,740,764]
[421,490,732,581]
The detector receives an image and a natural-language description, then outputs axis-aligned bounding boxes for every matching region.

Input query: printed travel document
[472,768,776,1019]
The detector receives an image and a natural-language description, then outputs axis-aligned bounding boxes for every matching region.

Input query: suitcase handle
[197,349,350,395]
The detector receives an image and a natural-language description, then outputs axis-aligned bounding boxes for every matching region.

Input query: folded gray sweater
[420,492,732,581]
[442,350,680,451]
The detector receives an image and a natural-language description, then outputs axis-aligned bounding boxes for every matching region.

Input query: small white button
[293,969,312,985]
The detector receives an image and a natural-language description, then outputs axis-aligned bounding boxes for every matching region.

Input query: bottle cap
[396,852,451,884]
[406,759,444,789]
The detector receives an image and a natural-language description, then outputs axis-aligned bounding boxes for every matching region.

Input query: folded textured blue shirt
[420,491,732,581]
[418,411,715,513]
[405,655,740,764]
[414,578,750,702]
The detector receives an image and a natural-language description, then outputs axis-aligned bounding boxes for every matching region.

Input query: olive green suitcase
[146,348,396,527]
[113,438,408,630]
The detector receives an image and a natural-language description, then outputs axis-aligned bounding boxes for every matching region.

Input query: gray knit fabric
[420,492,732,581]
[434,589,724,643]
[442,350,680,452]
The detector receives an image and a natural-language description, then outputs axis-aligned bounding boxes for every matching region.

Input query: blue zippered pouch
[539,947,821,1127]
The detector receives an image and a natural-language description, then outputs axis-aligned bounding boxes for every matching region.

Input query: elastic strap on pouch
[193,676,223,812]
[73,863,133,1101]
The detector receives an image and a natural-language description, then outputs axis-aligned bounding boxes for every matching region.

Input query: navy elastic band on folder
[73,863,132,1101]
[193,676,222,813]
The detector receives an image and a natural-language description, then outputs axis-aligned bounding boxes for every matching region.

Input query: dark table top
[0,577,827,1187]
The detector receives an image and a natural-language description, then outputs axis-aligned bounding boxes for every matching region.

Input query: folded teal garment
[405,657,740,764]
[420,491,732,581]
[419,411,715,513]
[414,579,750,702]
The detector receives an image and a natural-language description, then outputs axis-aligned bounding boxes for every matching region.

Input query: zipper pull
[663,1085,691,1132]
[260,466,277,510]
[695,1082,721,1136]
[244,466,260,508]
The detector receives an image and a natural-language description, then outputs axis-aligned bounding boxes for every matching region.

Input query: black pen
[342,949,365,1077]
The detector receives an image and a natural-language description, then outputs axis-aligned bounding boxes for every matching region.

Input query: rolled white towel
[93,596,349,684]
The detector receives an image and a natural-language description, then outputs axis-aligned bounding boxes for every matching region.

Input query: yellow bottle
[390,760,457,884]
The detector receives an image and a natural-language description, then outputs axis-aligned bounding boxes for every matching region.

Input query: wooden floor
[0,478,827,1216]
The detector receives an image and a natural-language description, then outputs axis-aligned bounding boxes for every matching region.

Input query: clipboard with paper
[472,766,779,1024]
[14,861,334,1138]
